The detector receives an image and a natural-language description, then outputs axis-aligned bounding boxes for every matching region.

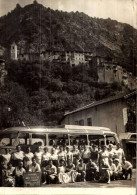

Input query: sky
[0,0,136,28]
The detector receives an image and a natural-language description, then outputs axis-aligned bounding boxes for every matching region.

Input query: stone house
[61,91,136,136]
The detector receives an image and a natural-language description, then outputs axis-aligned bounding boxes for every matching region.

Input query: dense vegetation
[0,59,128,129]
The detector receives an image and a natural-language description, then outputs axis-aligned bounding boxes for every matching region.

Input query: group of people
[0,143,133,187]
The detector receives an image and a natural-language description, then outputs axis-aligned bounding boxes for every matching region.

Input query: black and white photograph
[0,0,136,194]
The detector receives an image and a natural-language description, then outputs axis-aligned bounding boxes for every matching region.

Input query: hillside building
[10,43,136,90]
[61,91,136,136]
[11,42,18,60]
[91,56,136,90]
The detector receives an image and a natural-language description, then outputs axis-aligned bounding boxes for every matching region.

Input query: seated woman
[23,157,30,172]
[76,159,86,182]
[14,160,26,187]
[42,160,57,184]
[114,158,123,180]
[65,159,77,183]
[29,157,41,172]
[57,159,69,184]
[109,158,116,181]
[86,158,99,181]
[11,145,24,167]
[34,146,43,165]
[2,162,15,187]
[99,160,111,184]
[0,160,7,186]
[42,147,51,167]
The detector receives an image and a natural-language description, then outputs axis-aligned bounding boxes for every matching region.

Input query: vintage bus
[0,125,119,154]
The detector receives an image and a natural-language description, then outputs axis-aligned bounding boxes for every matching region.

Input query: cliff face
[0,2,136,74]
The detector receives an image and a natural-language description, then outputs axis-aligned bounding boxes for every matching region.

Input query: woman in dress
[57,159,69,184]
[50,148,58,167]
[3,162,15,187]
[65,159,77,183]
[109,158,116,181]
[99,145,109,165]
[12,145,24,167]
[41,147,51,167]
[76,159,86,182]
[90,145,99,164]
[72,145,80,166]
[82,145,90,164]
[1,148,11,166]
[58,146,66,164]
[99,159,111,184]
[24,146,34,166]
[108,144,115,160]
[34,146,43,165]
[115,143,125,163]
[66,147,73,164]
[14,160,26,187]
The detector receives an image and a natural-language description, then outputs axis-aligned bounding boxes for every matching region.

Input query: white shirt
[2,153,11,164]
[34,152,43,164]
[42,152,51,161]
[12,151,24,160]
[58,151,66,161]
[29,163,41,172]
[122,161,132,170]
[24,152,34,163]
[115,148,124,163]
[50,153,58,160]
[100,150,109,164]
[82,150,90,159]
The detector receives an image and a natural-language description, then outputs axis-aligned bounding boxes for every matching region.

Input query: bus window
[0,134,10,146]
[88,135,105,147]
[32,134,46,146]
[70,135,88,146]
[48,134,69,146]
[106,135,116,145]
[12,133,29,146]
[130,134,137,139]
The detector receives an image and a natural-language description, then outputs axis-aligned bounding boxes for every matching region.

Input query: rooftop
[64,91,137,116]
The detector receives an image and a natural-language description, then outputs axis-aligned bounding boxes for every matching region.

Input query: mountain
[0,1,136,129]
[0,1,136,74]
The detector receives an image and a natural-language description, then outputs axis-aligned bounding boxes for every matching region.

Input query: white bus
[0,125,119,154]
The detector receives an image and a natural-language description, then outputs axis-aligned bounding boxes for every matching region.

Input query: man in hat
[122,157,133,180]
